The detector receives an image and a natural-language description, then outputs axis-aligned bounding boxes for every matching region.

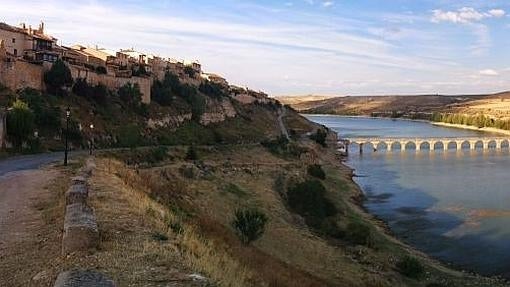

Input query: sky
[2,0,510,96]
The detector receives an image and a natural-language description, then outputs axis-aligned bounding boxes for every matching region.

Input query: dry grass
[96,158,253,287]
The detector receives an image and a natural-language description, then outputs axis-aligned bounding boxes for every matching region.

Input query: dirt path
[0,168,62,287]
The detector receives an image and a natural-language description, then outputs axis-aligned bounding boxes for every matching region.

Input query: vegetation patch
[396,256,425,279]
[309,128,328,147]
[232,208,269,244]
[307,164,326,180]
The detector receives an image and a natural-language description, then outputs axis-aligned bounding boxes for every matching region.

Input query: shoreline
[323,120,509,284]
[431,122,510,136]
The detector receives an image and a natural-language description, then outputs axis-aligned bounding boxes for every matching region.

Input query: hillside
[277,93,510,118]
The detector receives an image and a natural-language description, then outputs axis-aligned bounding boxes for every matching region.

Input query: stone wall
[69,65,151,104]
[0,60,45,91]
[0,61,151,104]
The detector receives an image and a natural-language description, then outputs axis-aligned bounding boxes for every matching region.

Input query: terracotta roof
[32,33,55,42]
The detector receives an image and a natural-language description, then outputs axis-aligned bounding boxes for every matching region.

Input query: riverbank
[432,122,510,136]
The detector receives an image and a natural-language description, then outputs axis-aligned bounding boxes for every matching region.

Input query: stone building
[0,21,58,62]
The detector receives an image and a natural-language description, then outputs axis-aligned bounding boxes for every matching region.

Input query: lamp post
[64,107,70,166]
[89,123,94,155]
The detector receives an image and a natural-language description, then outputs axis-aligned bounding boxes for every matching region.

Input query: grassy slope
[96,132,509,287]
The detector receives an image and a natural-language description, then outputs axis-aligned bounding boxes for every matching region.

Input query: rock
[54,270,115,287]
[65,184,89,205]
[62,203,99,254]
[32,270,49,281]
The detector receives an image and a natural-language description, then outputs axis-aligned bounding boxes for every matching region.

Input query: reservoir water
[306,115,510,278]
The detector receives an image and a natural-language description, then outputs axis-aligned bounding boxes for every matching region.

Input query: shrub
[287,179,337,220]
[44,59,73,95]
[396,256,424,279]
[309,128,328,147]
[118,83,142,108]
[345,221,374,247]
[232,208,268,244]
[186,145,198,160]
[151,231,169,241]
[117,124,142,148]
[6,100,35,150]
[307,164,326,180]
[189,92,206,122]
[199,81,226,98]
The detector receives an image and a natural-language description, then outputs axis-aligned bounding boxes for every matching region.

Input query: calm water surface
[306,115,510,278]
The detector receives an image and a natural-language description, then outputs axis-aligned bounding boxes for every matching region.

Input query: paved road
[0,152,64,177]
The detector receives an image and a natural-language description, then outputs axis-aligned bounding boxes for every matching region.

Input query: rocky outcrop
[200,98,237,125]
[147,113,192,129]
[54,270,116,287]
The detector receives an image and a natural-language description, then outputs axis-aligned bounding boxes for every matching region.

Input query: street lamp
[64,107,70,166]
[89,123,94,155]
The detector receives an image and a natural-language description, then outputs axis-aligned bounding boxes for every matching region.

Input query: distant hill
[278,92,510,118]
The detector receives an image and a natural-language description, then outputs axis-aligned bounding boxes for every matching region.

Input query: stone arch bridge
[344,137,510,152]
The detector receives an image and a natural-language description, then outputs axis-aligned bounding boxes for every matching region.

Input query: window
[13,49,17,56]
[12,38,15,43]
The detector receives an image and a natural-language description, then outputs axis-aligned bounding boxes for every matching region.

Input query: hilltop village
[0,21,268,104]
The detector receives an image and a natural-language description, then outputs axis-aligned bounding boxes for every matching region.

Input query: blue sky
[2,0,510,96]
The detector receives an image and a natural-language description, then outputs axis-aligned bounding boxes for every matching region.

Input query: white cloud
[322,1,334,8]
[488,9,506,18]
[431,7,506,24]
[479,69,499,76]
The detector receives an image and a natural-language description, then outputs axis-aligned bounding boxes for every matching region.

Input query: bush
[199,81,226,98]
[345,221,374,247]
[44,59,73,95]
[118,83,142,108]
[232,208,268,244]
[117,124,142,148]
[186,145,198,160]
[396,256,424,279]
[287,179,337,220]
[73,79,109,103]
[6,100,35,150]
[309,128,327,147]
[151,231,168,241]
[307,164,326,180]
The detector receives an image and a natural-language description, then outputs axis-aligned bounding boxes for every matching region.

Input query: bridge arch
[447,141,458,150]
[376,142,388,150]
[390,142,402,151]
[418,141,431,151]
[460,140,470,150]
[487,140,497,149]
[501,140,509,149]
[433,141,445,150]
[405,141,417,151]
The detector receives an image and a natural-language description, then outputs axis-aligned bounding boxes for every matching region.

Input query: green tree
[44,59,73,95]
[118,83,142,108]
[309,128,328,147]
[232,208,269,244]
[6,100,35,150]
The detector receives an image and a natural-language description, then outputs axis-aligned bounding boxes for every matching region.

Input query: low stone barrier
[62,203,99,254]
[54,270,116,287]
[65,183,89,205]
